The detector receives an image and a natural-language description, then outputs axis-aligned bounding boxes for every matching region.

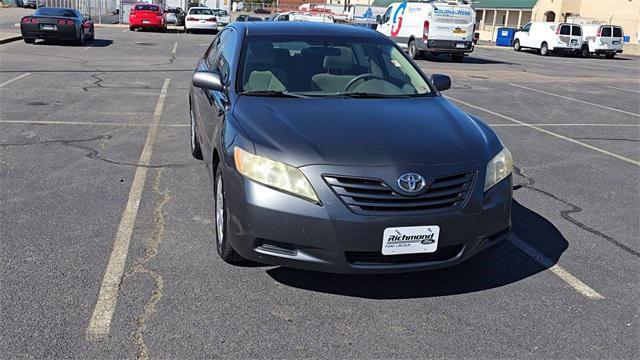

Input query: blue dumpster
[496,27,517,47]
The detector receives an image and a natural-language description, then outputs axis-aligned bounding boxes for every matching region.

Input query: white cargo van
[513,22,584,56]
[581,24,624,58]
[273,12,335,24]
[376,1,475,62]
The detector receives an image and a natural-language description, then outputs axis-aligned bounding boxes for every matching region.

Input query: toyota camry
[189,22,513,274]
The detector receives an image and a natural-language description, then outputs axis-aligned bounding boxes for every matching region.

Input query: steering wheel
[343,73,382,92]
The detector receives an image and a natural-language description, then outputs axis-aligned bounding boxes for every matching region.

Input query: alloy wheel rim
[215,174,224,245]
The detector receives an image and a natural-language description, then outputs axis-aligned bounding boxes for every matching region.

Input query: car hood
[233,96,501,168]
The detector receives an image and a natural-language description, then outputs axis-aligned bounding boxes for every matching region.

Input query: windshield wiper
[336,92,415,98]
[239,90,309,98]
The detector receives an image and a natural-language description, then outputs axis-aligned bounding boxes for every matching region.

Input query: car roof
[233,22,380,38]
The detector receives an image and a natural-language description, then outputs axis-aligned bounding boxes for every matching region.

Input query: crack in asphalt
[123,168,169,360]
[572,137,640,142]
[514,165,640,258]
[82,73,106,92]
[0,135,189,169]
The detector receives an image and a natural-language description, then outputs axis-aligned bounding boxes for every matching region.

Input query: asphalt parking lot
[1,27,639,359]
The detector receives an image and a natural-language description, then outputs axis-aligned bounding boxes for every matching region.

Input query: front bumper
[223,162,512,274]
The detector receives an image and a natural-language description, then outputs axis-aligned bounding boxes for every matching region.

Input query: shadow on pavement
[35,39,113,47]
[421,54,512,64]
[266,200,568,299]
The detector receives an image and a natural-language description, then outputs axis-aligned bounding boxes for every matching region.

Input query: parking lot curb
[95,23,128,29]
[0,35,22,44]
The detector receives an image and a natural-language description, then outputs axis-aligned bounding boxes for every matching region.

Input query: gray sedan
[189,22,513,274]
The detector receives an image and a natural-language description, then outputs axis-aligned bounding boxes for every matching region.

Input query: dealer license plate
[382,226,440,255]
[142,20,150,24]
[42,25,56,31]
[456,43,466,49]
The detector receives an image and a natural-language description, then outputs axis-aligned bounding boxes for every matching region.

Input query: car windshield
[238,35,432,97]
[189,8,213,15]
[135,5,159,11]
[35,8,76,17]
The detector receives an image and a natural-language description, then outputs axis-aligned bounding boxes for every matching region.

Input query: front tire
[606,53,616,59]
[408,39,419,60]
[539,42,549,56]
[88,26,95,41]
[190,108,203,160]
[23,38,36,44]
[76,29,85,46]
[451,53,464,62]
[513,39,521,52]
[214,166,244,263]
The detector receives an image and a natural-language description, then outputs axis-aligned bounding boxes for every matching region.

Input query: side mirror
[376,15,382,24]
[432,74,451,92]
[193,71,223,91]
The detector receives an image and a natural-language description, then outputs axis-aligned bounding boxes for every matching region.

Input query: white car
[582,24,624,58]
[513,22,584,56]
[213,9,230,27]
[376,1,476,62]
[273,12,334,24]
[185,7,217,33]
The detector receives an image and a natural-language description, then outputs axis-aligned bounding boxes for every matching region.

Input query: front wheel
[76,29,85,45]
[214,166,244,263]
[23,38,36,44]
[513,39,521,52]
[88,26,95,41]
[407,40,420,60]
[606,53,616,59]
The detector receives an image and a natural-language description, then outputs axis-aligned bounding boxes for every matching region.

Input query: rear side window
[572,26,581,36]
[559,25,570,35]
[35,8,77,17]
[601,27,612,37]
[135,5,159,11]
[613,27,623,37]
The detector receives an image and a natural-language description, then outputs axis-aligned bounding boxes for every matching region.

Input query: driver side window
[522,23,531,32]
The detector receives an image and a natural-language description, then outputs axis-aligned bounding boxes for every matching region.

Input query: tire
[129,26,135,31]
[214,165,244,263]
[539,42,549,56]
[407,39,419,60]
[580,45,589,58]
[606,53,615,59]
[451,53,464,62]
[76,29,85,46]
[23,38,36,44]
[513,39,521,52]
[88,26,94,41]
[190,108,203,160]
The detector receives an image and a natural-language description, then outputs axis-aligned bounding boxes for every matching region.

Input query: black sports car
[21,7,94,45]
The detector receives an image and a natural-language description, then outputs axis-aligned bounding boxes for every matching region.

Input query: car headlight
[234,147,319,203]
[484,147,513,191]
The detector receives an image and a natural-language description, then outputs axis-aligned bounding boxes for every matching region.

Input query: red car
[129,3,166,32]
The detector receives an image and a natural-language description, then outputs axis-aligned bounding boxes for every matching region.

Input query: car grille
[345,245,463,265]
[324,171,475,215]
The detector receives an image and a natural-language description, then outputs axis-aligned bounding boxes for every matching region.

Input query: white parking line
[510,235,604,300]
[171,41,177,54]
[0,73,31,88]
[489,123,640,127]
[510,83,640,118]
[86,78,171,341]
[605,85,640,94]
[448,97,640,166]
[0,119,187,127]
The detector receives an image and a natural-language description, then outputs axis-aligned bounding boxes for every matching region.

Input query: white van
[581,24,624,58]
[376,1,475,62]
[513,22,584,56]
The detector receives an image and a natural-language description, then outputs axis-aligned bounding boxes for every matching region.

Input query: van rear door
[431,4,474,49]
[600,26,624,51]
